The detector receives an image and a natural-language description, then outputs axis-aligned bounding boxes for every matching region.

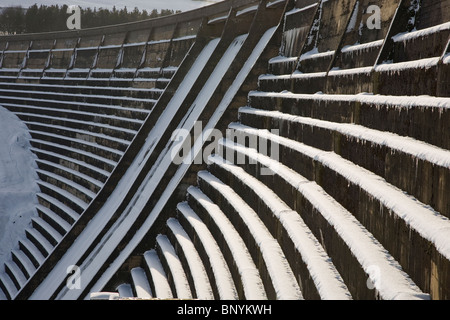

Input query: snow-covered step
[26,37,224,301]
[166,218,214,300]
[238,106,450,215]
[225,124,450,295]
[4,261,28,289]
[206,154,351,300]
[37,180,88,215]
[391,22,450,62]
[0,81,164,100]
[18,238,46,268]
[0,288,7,301]
[31,147,110,183]
[257,70,327,94]
[30,130,124,163]
[30,138,117,173]
[24,228,54,258]
[155,235,192,300]
[26,121,132,152]
[197,170,303,300]
[36,168,97,203]
[0,88,156,111]
[247,91,450,150]
[176,202,238,300]
[116,283,134,298]
[35,159,104,193]
[21,113,139,142]
[37,192,81,225]
[143,250,173,299]
[130,267,153,299]
[217,139,431,300]
[336,40,384,69]
[298,49,335,73]
[186,186,267,300]
[0,272,19,300]
[36,204,72,236]
[31,217,63,247]
[268,55,297,75]
[11,250,36,279]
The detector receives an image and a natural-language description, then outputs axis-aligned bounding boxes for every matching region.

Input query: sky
[1,0,224,12]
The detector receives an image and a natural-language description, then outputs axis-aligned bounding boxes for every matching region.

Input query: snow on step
[37,180,88,212]
[78,27,279,300]
[30,147,110,179]
[0,272,18,299]
[143,250,173,299]
[375,57,440,72]
[219,138,431,299]
[90,292,119,300]
[0,88,157,107]
[177,202,238,300]
[259,71,327,82]
[238,106,450,168]
[36,204,72,233]
[156,234,192,300]
[167,218,214,300]
[197,171,303,300]
[37,192,80,223]
[35,159,104,191]
[249,91,450,109]
[207,154,352,300]
[31,138,117,168]
[26,121,132,147]
[227,124,450,261]
[30,38,222,301]
[186,186,267,300]
[11,250,36,279]
[18,238,45,267]
[269,55,298,65]
[2,101,145,125]
[392,22,450,43]
[31,217,63,245]
[0,81,164,96]
[36,168,97,201]
[20,113,139,136]
[25,228,54,256]
[29,130,125,158]
[130,267,153,299]
[341,40,384,53]
[117,283,134,298]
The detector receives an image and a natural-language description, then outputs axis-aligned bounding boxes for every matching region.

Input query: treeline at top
[0,4,181,35]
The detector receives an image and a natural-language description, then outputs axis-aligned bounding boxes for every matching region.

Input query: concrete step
[224,123,450,298]
[247,91,450,150]
[196,170,303,300]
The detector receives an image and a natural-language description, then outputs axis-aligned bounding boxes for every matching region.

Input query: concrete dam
[0,0,449,300]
